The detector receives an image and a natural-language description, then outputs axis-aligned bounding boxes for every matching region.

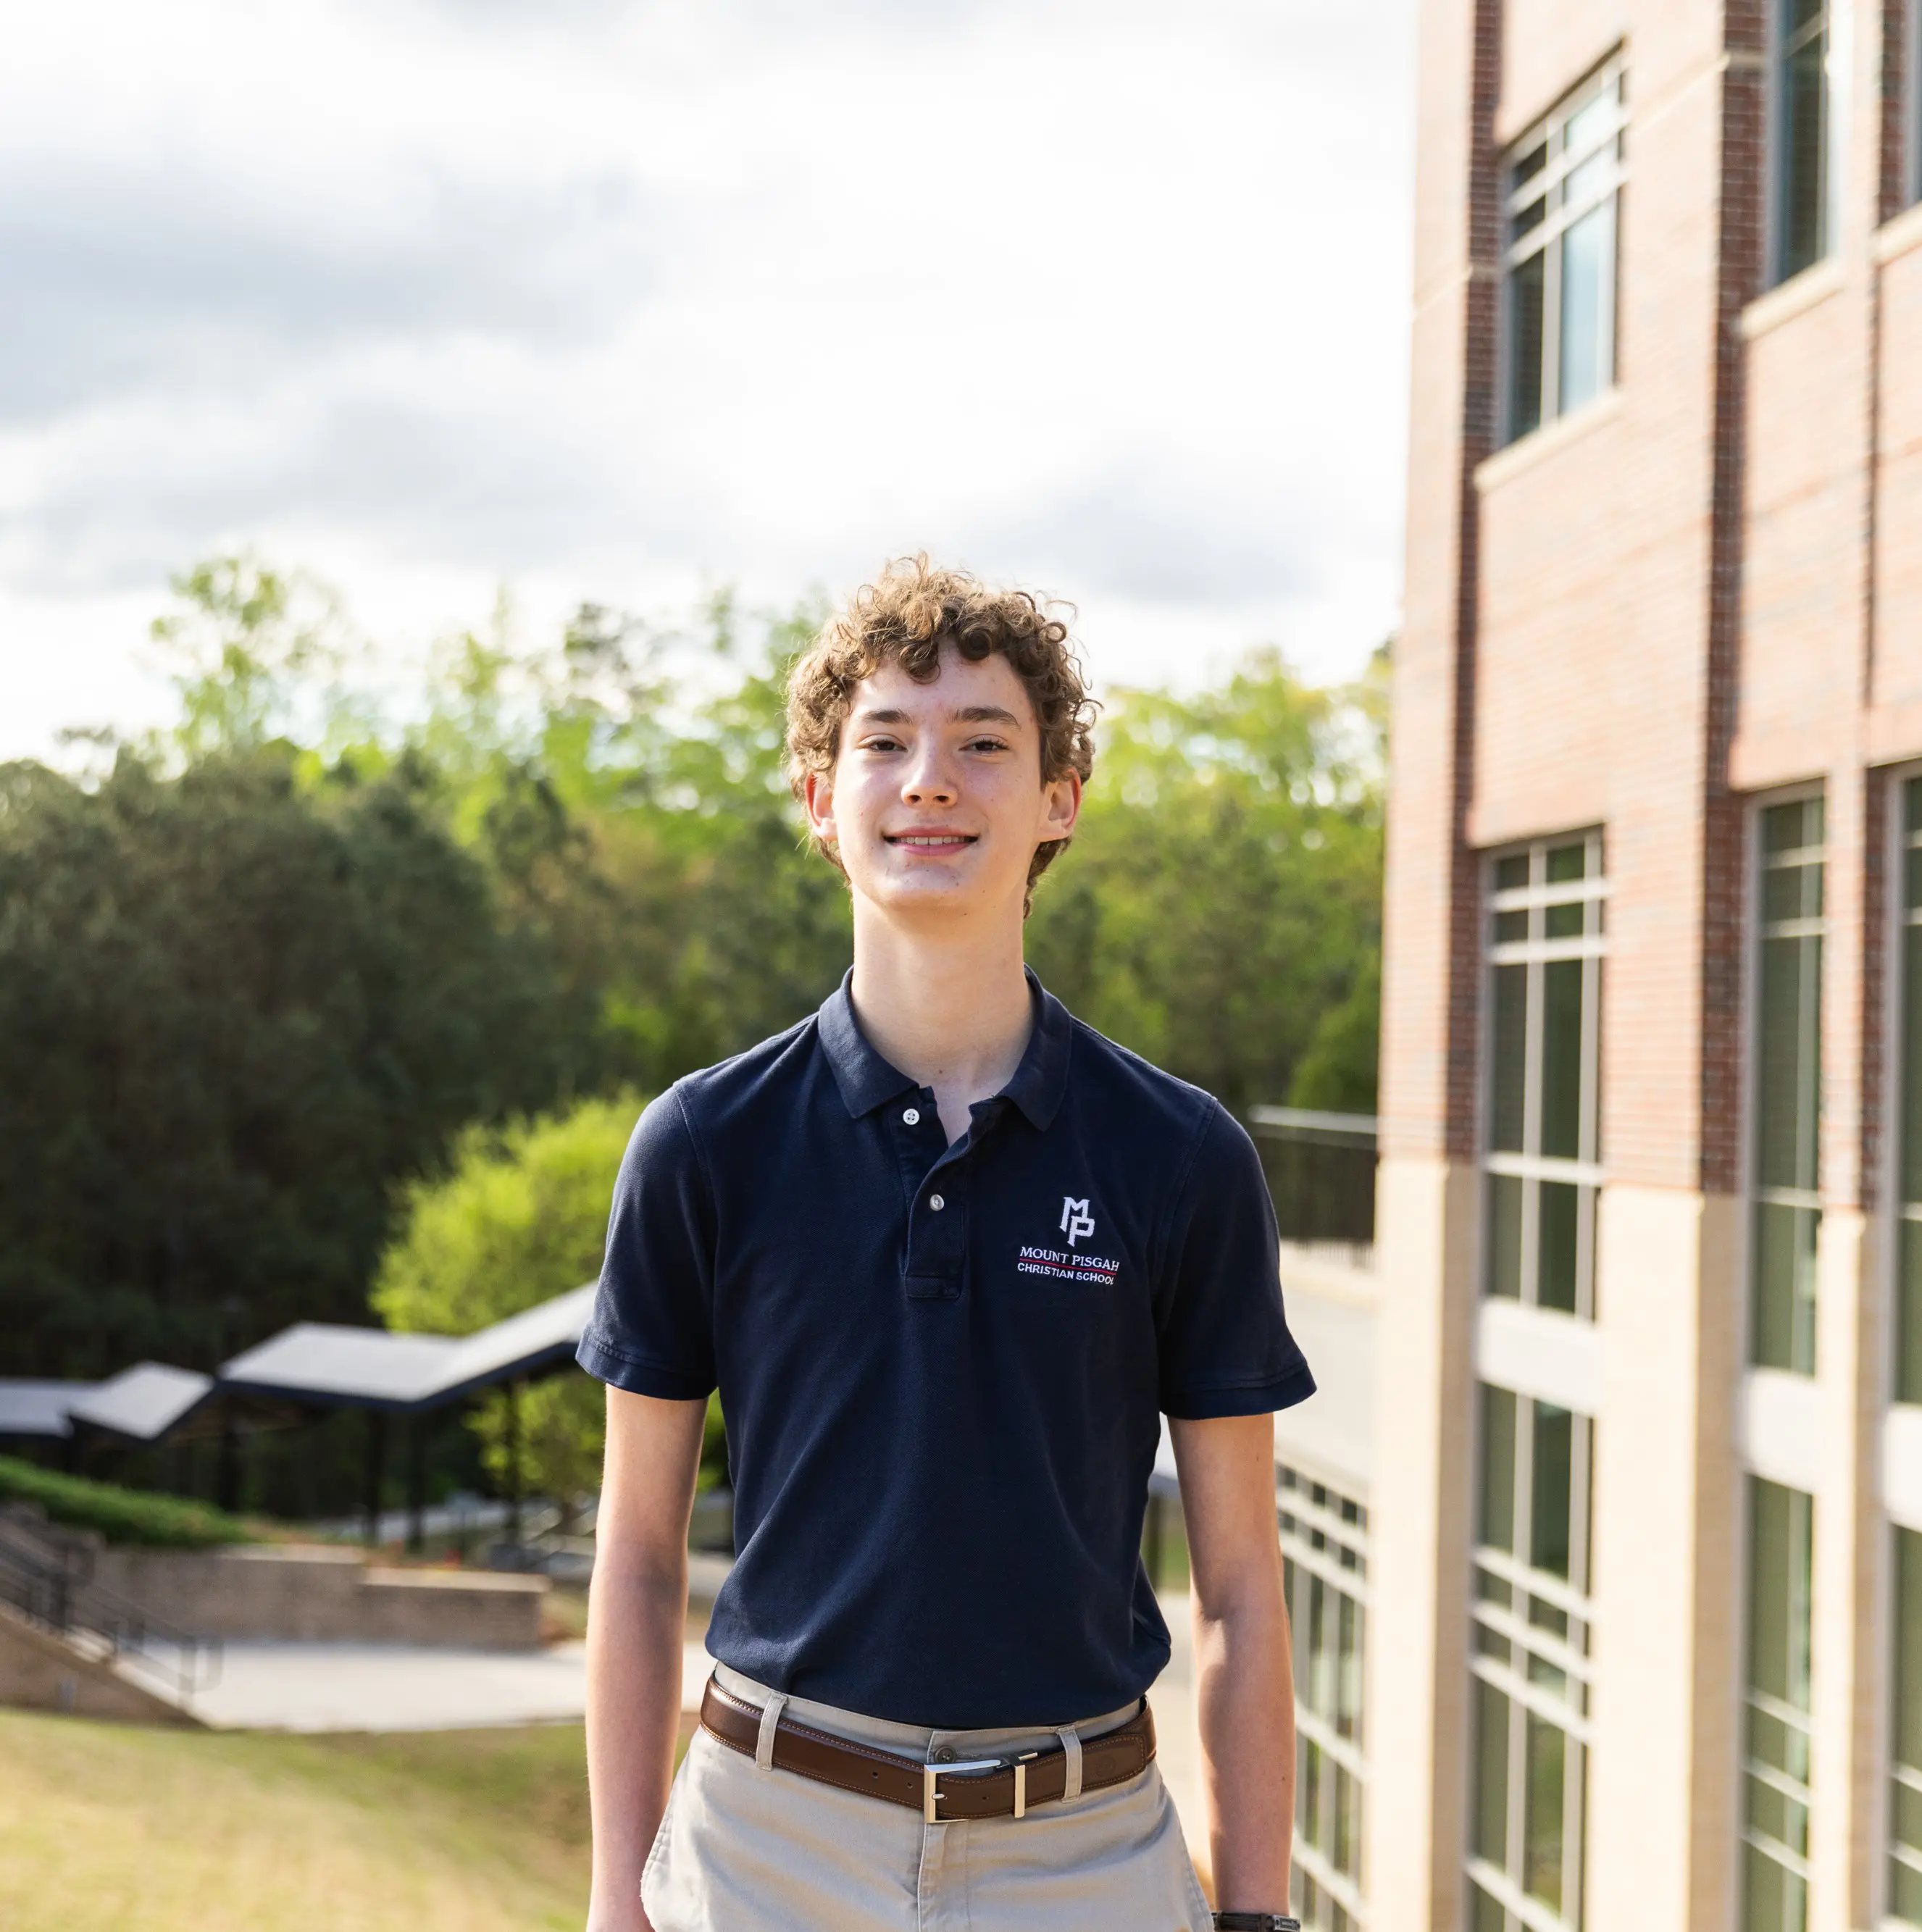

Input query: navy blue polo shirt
[577,969,1313,1728]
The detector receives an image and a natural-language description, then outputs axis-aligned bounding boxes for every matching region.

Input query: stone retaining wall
[91,1545,546,1649]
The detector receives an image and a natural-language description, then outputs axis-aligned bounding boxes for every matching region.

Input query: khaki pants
[643,1664,1212,1931]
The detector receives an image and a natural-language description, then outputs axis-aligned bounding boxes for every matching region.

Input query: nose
[900,743,958,806]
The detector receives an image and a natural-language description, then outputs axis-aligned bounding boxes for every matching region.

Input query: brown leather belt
[698,1675,1156,1823]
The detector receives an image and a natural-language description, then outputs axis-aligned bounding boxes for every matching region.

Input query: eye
[859,734,905,753]
[964,736,1011,753]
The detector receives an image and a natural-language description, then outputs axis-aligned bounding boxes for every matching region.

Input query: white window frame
[1887,1521,1922,1928]
[1280,1465,1370,1931]
[1879,769,1922,1932]
[1745,785,1826,1378]
[1887,765,1922,1408]
[1740,1473,1817,1930]
[1484,830,1608,1321]
[1908,0,1922,211]
[1765,0,1850,285]
[1466,1384,1595,1932]
[1498,57,1628,446]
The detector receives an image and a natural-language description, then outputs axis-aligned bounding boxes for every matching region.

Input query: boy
[580,558,1311,1931]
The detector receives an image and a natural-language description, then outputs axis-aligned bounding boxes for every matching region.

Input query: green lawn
[0,1712,593,1931]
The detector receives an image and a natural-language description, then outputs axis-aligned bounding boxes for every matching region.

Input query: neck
[848,898,1034,1138]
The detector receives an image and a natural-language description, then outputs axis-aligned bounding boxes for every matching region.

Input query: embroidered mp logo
[1060,1197,1095,1247]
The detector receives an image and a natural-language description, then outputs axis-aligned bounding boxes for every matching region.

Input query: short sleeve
[1156,1099,1316,1420]
[574,1088,718,1401]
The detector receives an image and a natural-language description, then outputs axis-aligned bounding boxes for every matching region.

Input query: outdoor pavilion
[0,1380,101,1453]
[214,1282,597,1547]
[3,1286,598,1550]
[0,1367,217,1463]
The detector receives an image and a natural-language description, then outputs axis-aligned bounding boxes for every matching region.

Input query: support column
[363,1410,386,1549]
[406,1413,428,1556]
[504,1381,522,1550]
[216,1415,241,1515]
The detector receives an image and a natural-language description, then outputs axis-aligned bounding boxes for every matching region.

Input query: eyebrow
[851,705,1024,727]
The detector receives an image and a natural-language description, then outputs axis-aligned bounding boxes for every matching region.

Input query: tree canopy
[0,555,1384,1394]
[372,1095,643,1515]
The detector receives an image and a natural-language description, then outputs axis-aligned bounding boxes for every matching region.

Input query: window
[1502,61,1626,444]
[1752,795,1823,1375]
[1467,1385,1593,1932]
[1897,781,1922,1404]
[1281,1465,1369,1932]
[1744,1478,1814,1932]
[1771,0,1832,283]
[1893,1526,1922,1925]
[1486,833,1605,1318]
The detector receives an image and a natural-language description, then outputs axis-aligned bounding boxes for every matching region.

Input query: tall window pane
[1470,1384,1592,1931]
[1482,1385,1518,1554]
[1892,1527,1922,1926]
[1897,781,1922,1403]
[1493,965,1529,1154]
[1752,796,1822,1375]
[1531,1403,1575,1580]
[1524,1714,1567,1910]
[1773,0,1829,283]
[1501,62,1626,444]
[1487,834,1605,1319]
[1540,961,1585,1159]
[1280,1465,1370,1931]
[1558,198,1614,414]
[1743,1478,1813,1932]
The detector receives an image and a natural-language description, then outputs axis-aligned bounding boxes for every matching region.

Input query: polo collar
[816,966,1074,1132]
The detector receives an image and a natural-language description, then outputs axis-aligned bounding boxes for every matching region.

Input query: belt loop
[1056,1725,1083,1802]
[756,1693,789,1771]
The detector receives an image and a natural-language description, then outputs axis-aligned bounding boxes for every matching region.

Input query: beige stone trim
[1740,256,1846,341]
[1472,386,1624,495]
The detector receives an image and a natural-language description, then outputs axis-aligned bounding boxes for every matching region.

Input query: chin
[854,866,995,916]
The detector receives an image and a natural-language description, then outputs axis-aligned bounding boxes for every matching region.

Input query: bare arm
[585,1386,707,1932]
[1171,1410,1295,1916]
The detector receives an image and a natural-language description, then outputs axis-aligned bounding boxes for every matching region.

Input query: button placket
[903,1138,971,1300]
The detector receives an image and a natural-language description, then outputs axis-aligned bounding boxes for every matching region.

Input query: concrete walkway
[168,1586,1206,1860]
[178,1636,716,1733]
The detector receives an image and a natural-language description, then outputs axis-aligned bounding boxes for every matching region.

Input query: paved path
[170,1587,1206,1857]
[180,1636,716,1733]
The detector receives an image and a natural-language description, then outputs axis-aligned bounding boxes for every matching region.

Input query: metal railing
[0,1510,222,1700]
[1247,1107,1378,1250]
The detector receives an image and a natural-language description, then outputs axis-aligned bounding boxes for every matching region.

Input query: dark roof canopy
[217,1282,596,1415]
[67,1364,217,1444]
[0,1380,101,1441]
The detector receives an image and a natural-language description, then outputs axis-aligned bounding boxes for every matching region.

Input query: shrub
[0,1456,255,1548]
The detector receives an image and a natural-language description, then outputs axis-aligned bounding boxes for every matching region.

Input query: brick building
[1356,0,1922,1929]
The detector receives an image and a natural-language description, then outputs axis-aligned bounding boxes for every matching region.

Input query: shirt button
[929,1194,945,1211]
[902,1107,920,1126]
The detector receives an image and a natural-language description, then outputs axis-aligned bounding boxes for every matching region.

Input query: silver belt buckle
[922,1756,1005,1824]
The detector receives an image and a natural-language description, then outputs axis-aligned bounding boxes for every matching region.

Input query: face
[803,646,1081,924]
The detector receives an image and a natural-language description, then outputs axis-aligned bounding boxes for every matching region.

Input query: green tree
[0,748,577,1377]
[146,554,356,762]
[1027,645,1384,1117]
[371,1095,640,1520]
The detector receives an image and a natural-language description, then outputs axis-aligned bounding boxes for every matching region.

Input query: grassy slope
[0,1713,591,1932]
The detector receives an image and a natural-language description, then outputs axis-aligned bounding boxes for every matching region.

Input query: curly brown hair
[785,556,1098,907]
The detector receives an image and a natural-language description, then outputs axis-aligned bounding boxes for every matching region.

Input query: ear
[1037,767,1082,845]
[803,768,837,845]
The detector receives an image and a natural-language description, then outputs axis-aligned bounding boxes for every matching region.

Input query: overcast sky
[1,0,1415,761]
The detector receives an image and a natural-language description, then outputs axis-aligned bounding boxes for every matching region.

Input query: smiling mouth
[885,833,977,850]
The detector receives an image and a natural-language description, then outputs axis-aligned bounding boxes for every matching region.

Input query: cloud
[0,0,1415,753]
[968,454,1324,608]
[0,164,660,426]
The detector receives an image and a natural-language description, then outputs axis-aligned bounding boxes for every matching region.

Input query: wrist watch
[1211,1916,1301,1931]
